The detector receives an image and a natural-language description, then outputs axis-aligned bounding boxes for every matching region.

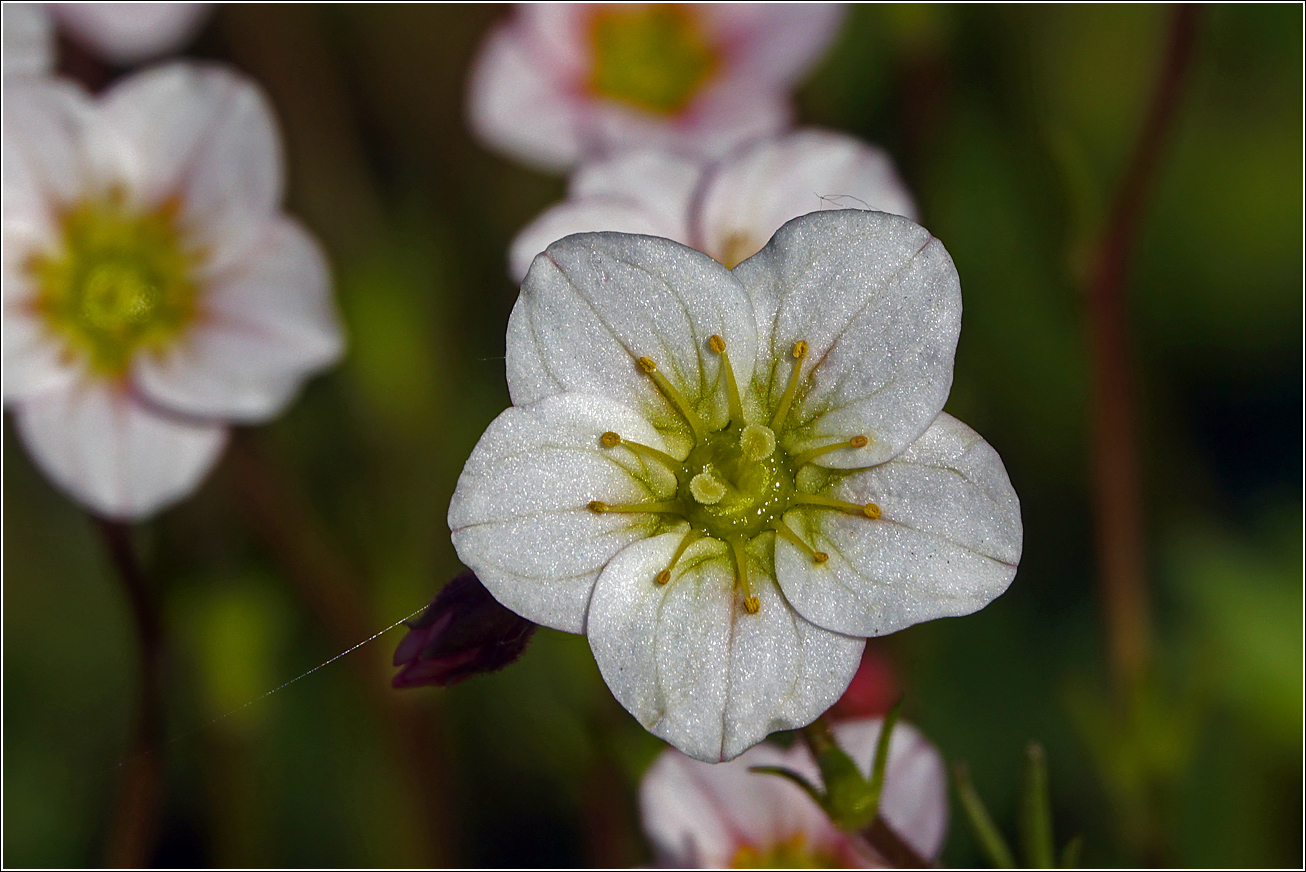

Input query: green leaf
[1060,835,1084,868]
[1019,742,1056,869]
[954,761,1016,868]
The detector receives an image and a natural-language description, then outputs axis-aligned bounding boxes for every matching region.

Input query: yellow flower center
[731,833,848,868]
[28,191,201,377]
[588,4,719,115]
[590,337,880,615]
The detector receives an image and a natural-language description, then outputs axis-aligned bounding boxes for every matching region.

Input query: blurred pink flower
[509,128,917,280]
[51,2,211,66]
[2,3,55,78]
[468,4,846,172]
[2,63,343,519]
[829,643,900,721]
[640,717,948,867]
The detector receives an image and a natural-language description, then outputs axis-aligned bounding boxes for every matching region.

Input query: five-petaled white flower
[2,62,343,519]
[449,209,1021,762]
[641,717,948,867]
[467,3,846,172]
[510,128,919,282]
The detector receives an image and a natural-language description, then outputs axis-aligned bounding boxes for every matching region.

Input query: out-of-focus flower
[468,4,846,172]
[3,3,54,78]
[2,63,343,519]
[392,570,538,688]
[641,717,948,867]
[50,2,211,66]
[510,128,917,280]
[829,644,899,721]
[449,210,1022,761]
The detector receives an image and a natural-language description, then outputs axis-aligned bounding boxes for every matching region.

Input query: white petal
[777,413,1021,637]
[825,718,950,862]
[510,197,684,285]
[449,392,679,635]
[705,5,847,87]
[100,62,283,273]
[734,209,961,466]
[51,3,210,66]
[509,149,705,278]
[2,307,79,402]
[698,129,918,267]
[465,19,585,172]
[3,3,54,78]
[132,218,341,422]
[1,77,104,216]
[640,742,850,867]
[12,381,227,520]
[506,232,757,456]
[587,533,864,762]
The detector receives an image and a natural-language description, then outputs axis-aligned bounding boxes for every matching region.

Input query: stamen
[739,423,776,461]
[638,356,705,442]
[656,529,703,585]
[689,472,726,505]
[708,334,745,425]
[730,538,760,614]
[769,340,809,432]
[771,519,830,564]
[792,493,882,518]
[791,434,869,469]
[600,431,684,471]
[588,499,684,514]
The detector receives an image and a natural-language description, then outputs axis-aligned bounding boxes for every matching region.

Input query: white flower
[449,209,1021,762]
[3,3,55,78]
[641,717,948,867]
[2,63,343,519]
[510,128,919,280]
[50,2,211,66]
[467,3,846,172]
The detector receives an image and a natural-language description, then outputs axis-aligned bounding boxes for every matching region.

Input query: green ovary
[30,194,200,377]
[680,427,796,540]
[588,4,719,115]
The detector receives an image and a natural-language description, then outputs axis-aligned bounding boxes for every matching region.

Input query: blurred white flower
[50,2,211,66]
[2,63,343,519]
[641,717,948,867]
[3,3,55,78]
[468,3,846,172]
[510,128,919,281]
[449,209,1021,761]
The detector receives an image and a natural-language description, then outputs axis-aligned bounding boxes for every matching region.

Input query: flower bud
[391,571,536,688]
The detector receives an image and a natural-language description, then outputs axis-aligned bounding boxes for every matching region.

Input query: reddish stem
[1084,4,1200,695]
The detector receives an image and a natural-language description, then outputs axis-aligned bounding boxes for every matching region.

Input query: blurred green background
[4,4,1301,867]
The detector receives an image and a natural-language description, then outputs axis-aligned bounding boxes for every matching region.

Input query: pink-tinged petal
[509,150,702,281]
[2,307,78,402]
[587,532,863,762]
[100,62,283,272]
[640,742,849,867]
[514,4,592,79]
[3,2,55,78]
[705,4,846,87]
[778,413,1022,637]
[697,129,919,267]
[51,3,210,66]
[1,77,104,217]
[830,719,950,862]
[12,381,227,520]
[466,21,587,172]
[733,210,961,467]
[449,392,679,635]
[506,231,757,458]
[132,218,342,422]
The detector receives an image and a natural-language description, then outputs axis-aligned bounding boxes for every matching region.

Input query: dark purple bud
[392,570,537,688]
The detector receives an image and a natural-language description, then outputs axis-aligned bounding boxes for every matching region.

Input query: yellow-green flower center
[29,192,200,377]
[591,337,881,615]
[588,4,719,115]
[731,832,848,868]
